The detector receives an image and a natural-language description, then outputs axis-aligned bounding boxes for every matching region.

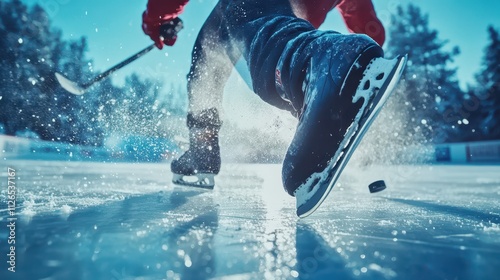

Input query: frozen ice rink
[1,160,499,279]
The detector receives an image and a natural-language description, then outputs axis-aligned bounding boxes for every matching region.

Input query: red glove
[337,0,385,46]
[142,0,189,49]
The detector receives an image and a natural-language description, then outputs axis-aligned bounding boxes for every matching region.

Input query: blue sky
[23,0,500,90]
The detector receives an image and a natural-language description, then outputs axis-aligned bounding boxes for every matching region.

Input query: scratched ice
[0,161,499,279]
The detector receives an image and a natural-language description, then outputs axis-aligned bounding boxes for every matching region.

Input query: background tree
[0,0,40,136]
[385,4,465,144]
[0,0,181,146]
[473,26,500,140]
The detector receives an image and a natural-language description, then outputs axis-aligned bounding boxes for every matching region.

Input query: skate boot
[171,108,222,189]
[280,33,406,217]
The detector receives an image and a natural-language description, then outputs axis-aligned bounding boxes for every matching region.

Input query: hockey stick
[55,43,156,95]
[56,18,184,95]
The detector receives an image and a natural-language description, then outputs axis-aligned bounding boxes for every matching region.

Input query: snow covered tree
[24,5,70,142]
[474,26,500,140]
[0,0,185,149]
[385,4,465,144]
[0,1,63,137]
[0,0,101,144]
[0,0,35,135]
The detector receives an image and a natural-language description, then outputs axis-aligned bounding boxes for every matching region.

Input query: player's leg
[171,1,241,188]
[186,1,240,115]
[223,0,404,216]
[224,1,382,172]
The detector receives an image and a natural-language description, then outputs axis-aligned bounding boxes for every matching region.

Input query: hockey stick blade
[54,23,181,95]
[55,44,156,95]
[55,73,86,95]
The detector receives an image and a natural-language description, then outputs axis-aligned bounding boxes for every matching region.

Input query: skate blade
[172,173,215,189]
[295,55,407,218]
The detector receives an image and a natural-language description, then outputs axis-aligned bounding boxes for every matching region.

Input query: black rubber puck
[369,180,386,193]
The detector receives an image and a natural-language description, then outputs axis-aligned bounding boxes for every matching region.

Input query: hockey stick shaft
[56,20,183,95]
[82,43,156,89]
[55,44,155,95]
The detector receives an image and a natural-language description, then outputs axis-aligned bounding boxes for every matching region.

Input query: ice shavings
[433,233,475,239]
[60,204,72,215]
[378,220,396,226]
[368,263,397,278]
[483,223,500,232]
[20,199,36,222]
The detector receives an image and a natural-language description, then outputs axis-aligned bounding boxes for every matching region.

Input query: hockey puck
[369,180,386,193]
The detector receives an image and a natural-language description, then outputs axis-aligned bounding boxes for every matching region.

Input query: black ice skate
[171,108,221,189]
[280,34,407,217]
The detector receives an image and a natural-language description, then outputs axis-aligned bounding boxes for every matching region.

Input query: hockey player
[142,0,405,217]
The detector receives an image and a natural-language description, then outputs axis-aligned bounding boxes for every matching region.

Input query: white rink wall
[2,134,500,164]
[0,135,109,161]
[435,140,500,164]
[0,135,179,162]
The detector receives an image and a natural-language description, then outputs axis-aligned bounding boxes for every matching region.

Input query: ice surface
[0,161,499,279]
